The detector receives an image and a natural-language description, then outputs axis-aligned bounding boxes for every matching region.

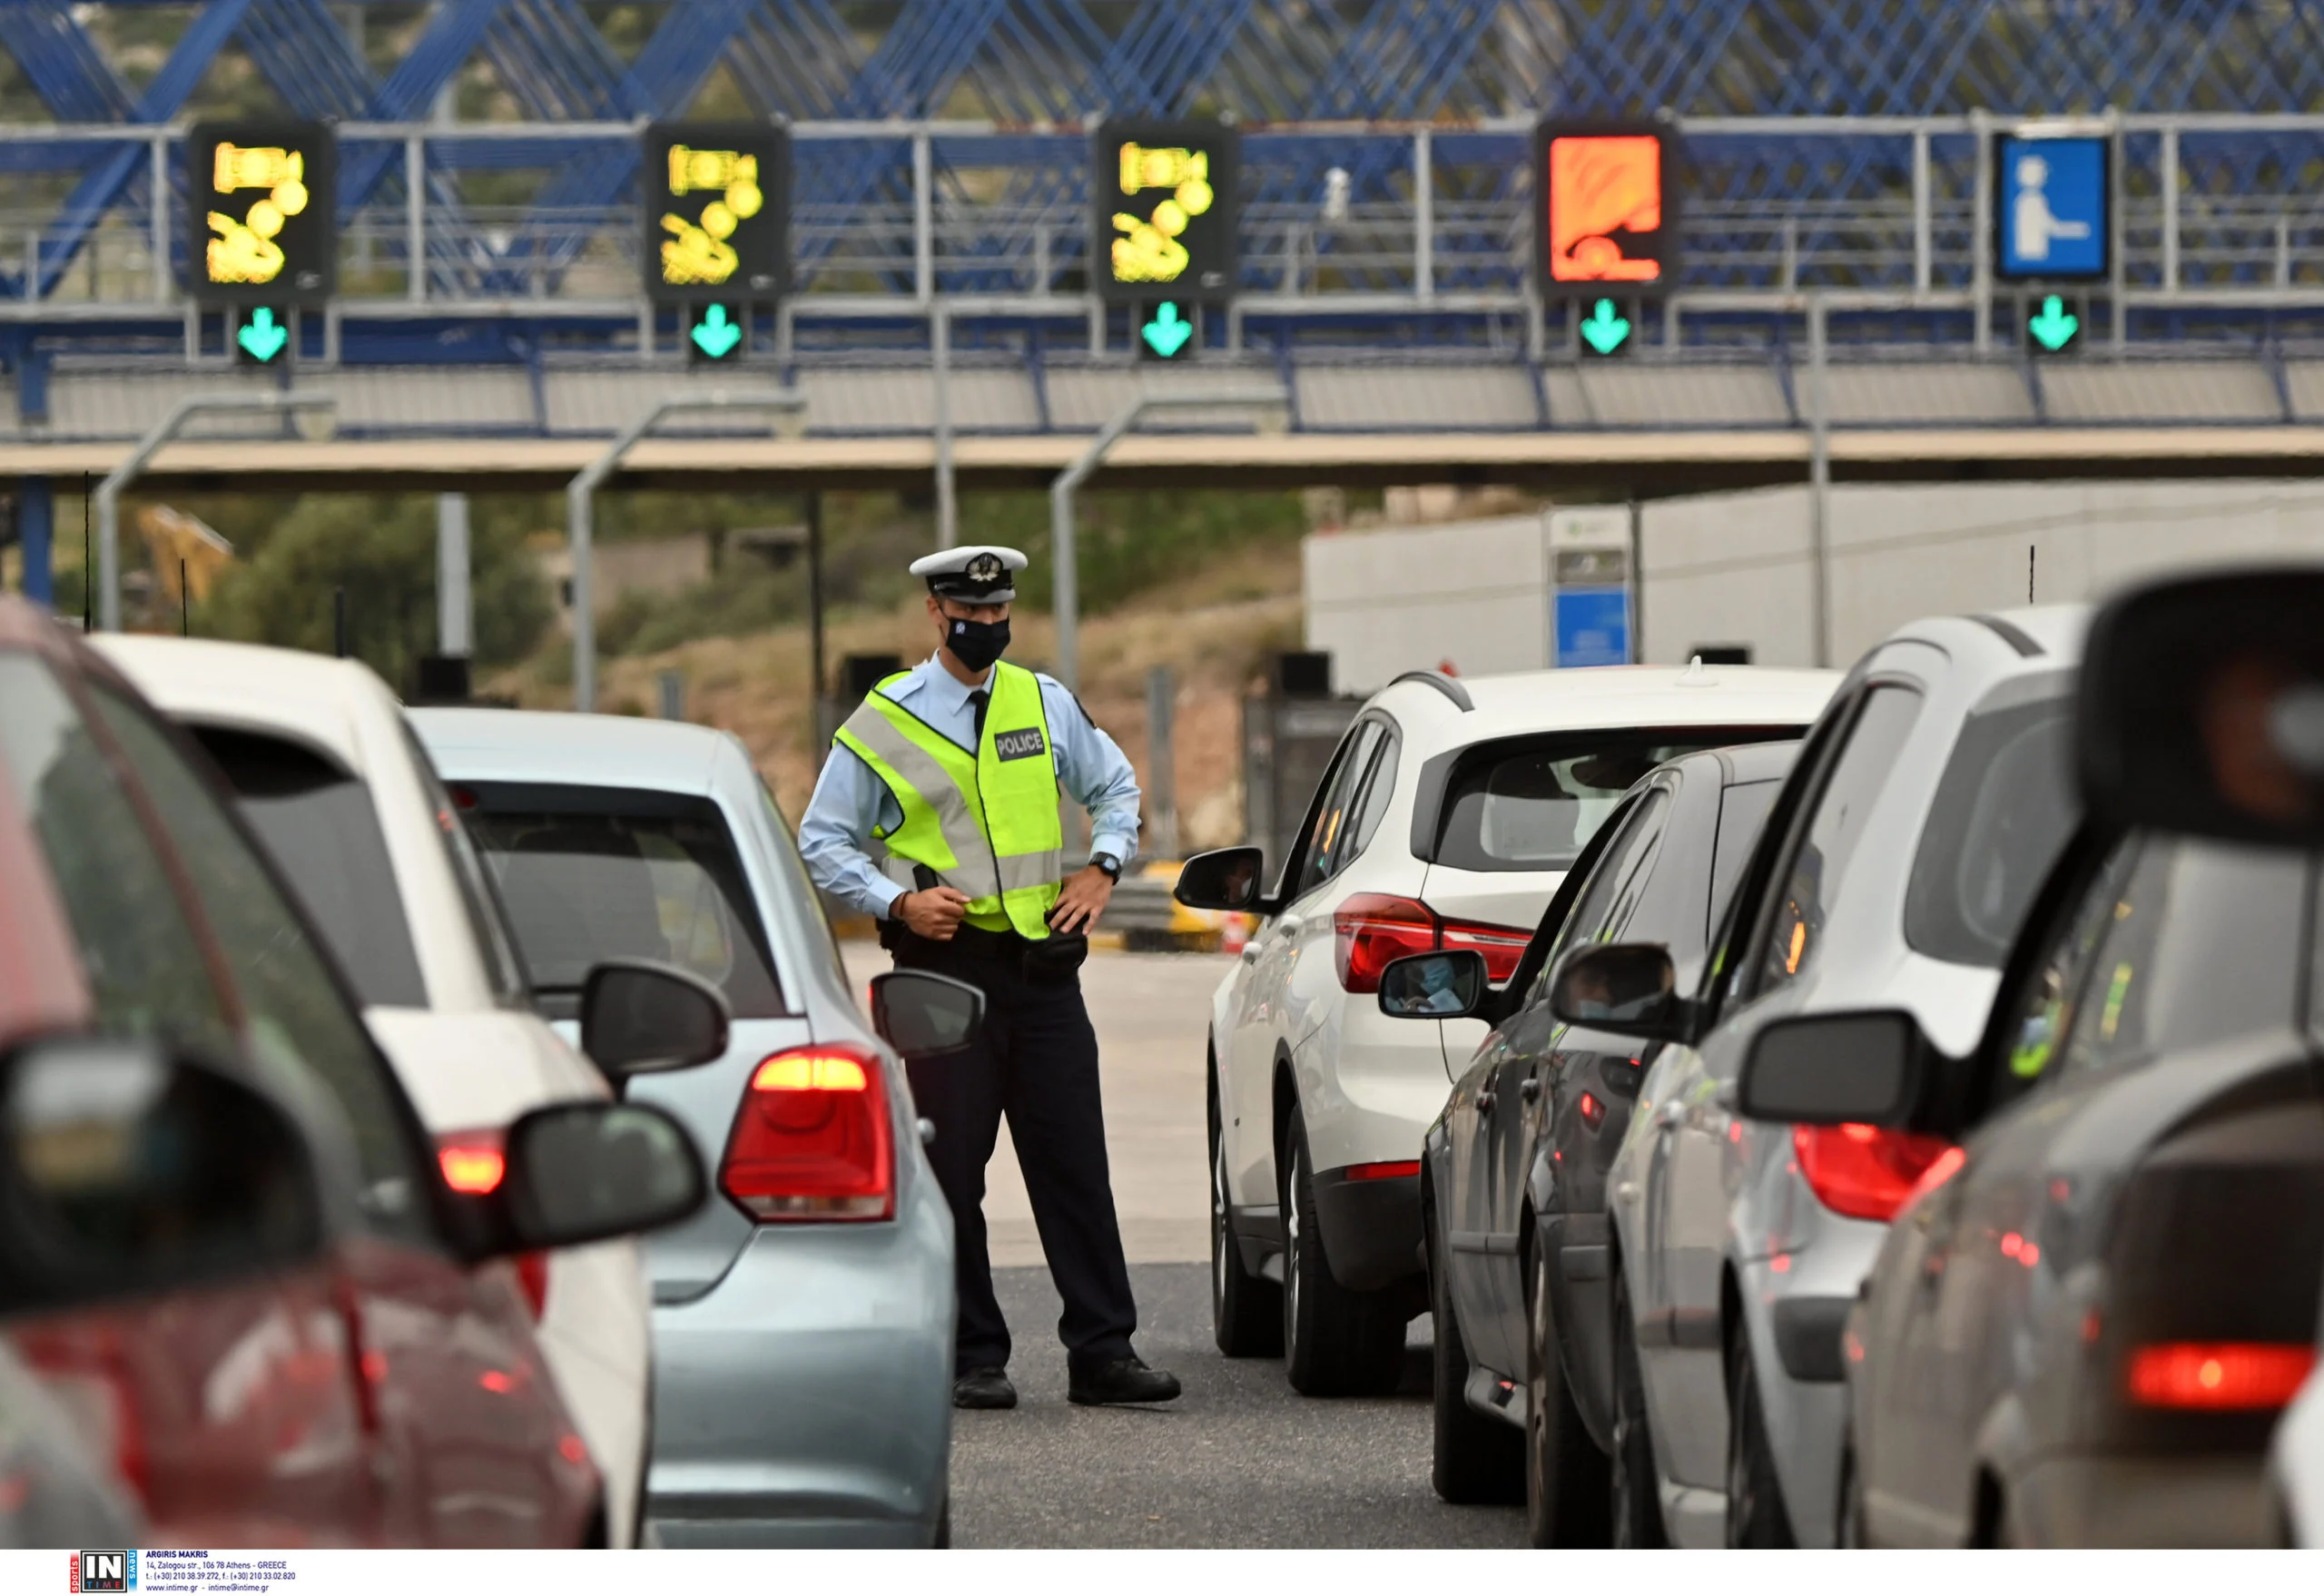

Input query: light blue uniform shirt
[799,652,1143,920]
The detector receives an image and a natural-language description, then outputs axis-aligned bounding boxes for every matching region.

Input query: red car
[0,596,713,1546]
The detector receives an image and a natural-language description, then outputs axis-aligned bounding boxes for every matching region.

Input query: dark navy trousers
[894,930,1138,1374]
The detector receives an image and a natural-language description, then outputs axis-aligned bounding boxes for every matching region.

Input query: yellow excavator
[133,505,234,618]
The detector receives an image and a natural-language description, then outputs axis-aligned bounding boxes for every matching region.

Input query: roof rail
[1389,669,1473,712]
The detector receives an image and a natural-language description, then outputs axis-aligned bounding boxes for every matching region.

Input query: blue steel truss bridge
[4,1,2324,479]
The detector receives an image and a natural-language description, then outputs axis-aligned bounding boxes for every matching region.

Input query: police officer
[799,545,1181,1411]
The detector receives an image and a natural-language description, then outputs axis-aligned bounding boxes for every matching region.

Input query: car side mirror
[579,960,731,1080]
[1736,1010,1929,1127]
[0,1036,327,1318]
[1548,944,1688,1041]
[2079,566,2324,846]
[1377,950,1488,1020]
[497,1101,706,1252]
[1174,846,1265,912]
[871,970,984,1058]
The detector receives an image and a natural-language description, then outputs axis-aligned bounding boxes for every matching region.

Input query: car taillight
[436,1128,507,1195]
[1334,894,1438,992]
[1442,920,1530,982]
[514,1253,551,1320]
[1333,893,1529,992]
[2126,1343,2316,1410]
[720,1044,894,1222]
[1792,1123,1955,1224]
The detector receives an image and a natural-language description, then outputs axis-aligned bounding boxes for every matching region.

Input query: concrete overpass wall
[1639,478,2324,669]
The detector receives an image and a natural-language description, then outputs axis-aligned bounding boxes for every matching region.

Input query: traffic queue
[5,557,2324,1553]
[0,602,974,1549]
[1176,566,2324,1550]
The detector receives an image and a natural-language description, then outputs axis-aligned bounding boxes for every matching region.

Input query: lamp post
[1048,386,1290,690]
[566,387,808,712]
[95,389,337,632]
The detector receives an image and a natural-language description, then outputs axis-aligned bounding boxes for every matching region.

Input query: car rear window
[192,727,428,1010]
[1432,726,1800,873]
[455,781,787,1019]
[1903,688,2077,968]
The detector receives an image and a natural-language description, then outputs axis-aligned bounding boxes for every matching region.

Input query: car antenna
[2028,545,2035,605]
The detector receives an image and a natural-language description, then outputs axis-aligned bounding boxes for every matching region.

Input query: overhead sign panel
[1994,133,2109,281]
[189,121,336,303]
[1536,121,1679,297]
[645,122,790,302]
[1093,120,1238,302]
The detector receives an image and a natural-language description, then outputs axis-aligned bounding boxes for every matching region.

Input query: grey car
[412,709,956,1550]
[1396,740,1798,1543]
[1551,606,2087,1547]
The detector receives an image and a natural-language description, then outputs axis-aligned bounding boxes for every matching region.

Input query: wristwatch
[1089,852,1122,882]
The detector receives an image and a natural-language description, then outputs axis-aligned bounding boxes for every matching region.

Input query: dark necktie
[970,690,990,741]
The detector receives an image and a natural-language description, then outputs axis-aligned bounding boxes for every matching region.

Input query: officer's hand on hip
[899,886,970,941]
[1048,866,1114,935]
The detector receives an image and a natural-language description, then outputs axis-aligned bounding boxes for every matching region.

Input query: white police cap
[910,544,1028,604]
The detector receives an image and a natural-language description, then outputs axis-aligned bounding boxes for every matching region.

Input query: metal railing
[7,114,2324,347]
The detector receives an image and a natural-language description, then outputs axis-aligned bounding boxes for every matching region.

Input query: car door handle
[1476,1089,1497,1114]
[1520,1078,1541,1103]
[1276,915,1305,937]
[1615,1179,1640,1202]
[1239,943,1261,962]
[1659,1101,1686,1129]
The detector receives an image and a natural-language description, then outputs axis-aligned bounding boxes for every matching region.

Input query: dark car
[0,596,711,1545]
[1737,568,2324,1547]
[1382,740,1797,1543]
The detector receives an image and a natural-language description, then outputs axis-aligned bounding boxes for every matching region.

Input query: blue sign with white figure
[1996,135,2108,280]
[1554,587,1630,668]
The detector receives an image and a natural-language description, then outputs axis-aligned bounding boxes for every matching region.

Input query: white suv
[1176,664,1839,1394]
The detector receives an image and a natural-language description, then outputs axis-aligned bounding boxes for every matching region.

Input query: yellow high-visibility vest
[834,662,1064,939]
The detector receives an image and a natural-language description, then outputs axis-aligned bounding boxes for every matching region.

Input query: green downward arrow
[237,306,289,363]
[692,303,743,359]
[2027,294,2079,353]
[1580,298,1631,356]
[1141,301,1193,357]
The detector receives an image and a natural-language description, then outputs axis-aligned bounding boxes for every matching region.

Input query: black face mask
[945,615,1010,674]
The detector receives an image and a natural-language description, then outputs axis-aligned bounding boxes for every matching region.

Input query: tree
[200,494,550,685]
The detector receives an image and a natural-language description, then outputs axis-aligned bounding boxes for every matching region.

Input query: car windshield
[191,726,428,1009]
[1433,725,1800,873]
[455,781,786,1019]
[1903,685,2078,968]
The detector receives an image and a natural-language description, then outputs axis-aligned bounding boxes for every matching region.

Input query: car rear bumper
[644,1179,953,1549]
[2008,1452,2273,1549]
[1313,1167,1423,1292]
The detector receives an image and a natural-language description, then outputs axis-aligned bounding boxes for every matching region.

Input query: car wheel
[932,1496,950,1549]
[1210,1063,1282,1357]
[1723,1327,1797,1547]
[1428,1194,1525,1503]
[1280,1104,1405,1396]
[1525,1241,1611,1545]
[1610,1264,1669,1549]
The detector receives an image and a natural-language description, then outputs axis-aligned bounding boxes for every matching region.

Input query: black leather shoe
[1068,1356,1182,1406]
[953,1366,1017,1409]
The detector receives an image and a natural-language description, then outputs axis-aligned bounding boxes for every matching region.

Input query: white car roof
[93,635,391,776]
[406,705,735,795]
[1375,663,1843,753]
[89,634,507,1019]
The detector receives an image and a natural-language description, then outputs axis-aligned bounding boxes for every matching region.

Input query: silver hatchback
[1551,607,2086,1548]
[412,709,955,1549]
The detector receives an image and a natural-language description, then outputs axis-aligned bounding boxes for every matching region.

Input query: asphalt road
[951,1262,1525,1550]
[841,943,1523,1550]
